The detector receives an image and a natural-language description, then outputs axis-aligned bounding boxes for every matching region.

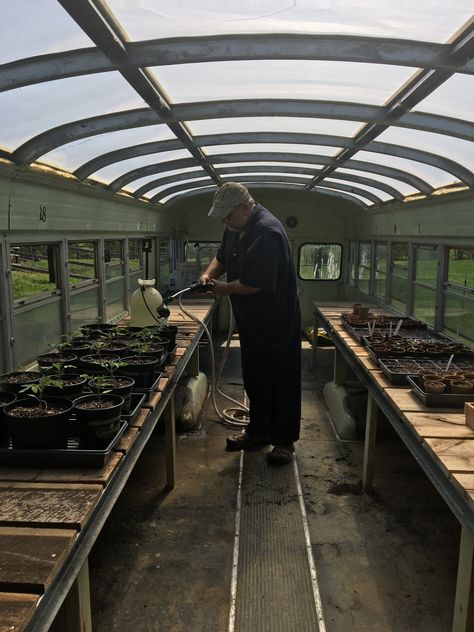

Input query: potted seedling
[0,392,16,446]
[129,340,168,368]
[37,349,77,372]
[120,353,161,388]
[43,363,87,400]
[79,341,121,374]
[3,375,73,449]
[0,369,43,394]
[88,360,135,413]
[73,375,124,448]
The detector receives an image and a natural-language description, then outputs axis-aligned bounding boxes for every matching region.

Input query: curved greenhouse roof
[1,1,473,209]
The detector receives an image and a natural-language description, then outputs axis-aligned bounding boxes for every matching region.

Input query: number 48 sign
[39,204,47,222]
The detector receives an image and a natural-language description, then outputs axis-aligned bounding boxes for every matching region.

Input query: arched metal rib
[137,164,402,200]
[77,131,471,185]
[11,101,474,168]
[3,33,473,93]
[134,169,210,198]
[151,174,381,205]
[110,152,433,194]
[159,182,366,208]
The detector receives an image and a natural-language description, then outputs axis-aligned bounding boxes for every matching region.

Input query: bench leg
[334,349,347,386]
[187,346,199,377]
[164,394,176,490]
[310,313,319,368]
[53,559,92,632]
[453,526,474,632]
[362,393,378,493]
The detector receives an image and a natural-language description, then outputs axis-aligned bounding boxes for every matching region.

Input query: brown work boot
[267,443,295,465]
[226,431,270,451]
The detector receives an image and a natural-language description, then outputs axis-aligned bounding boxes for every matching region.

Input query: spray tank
[129,279,169,327]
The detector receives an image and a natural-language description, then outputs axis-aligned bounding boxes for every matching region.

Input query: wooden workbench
[314,302,474,632]
[0,298,215,632]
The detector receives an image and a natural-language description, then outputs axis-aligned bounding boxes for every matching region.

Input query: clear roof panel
[145,176,213,198]
[324,177,392,202]
[42,126,178,173]
[92,150,194,186]
[375,128,474,174]
[221,171,313,180]
[152,60,414,105]
[414,75,474,123]
[188,117,362,138]
[128,167,207,192]
[216,161,326,171]
[161,185,216,204]
[334,167,419,196]
[203,143,340,157]
[315,186,373,206]
[352,151,461,188]
[107,1,473,43]
[0,73,145,151]
[0,0,94,64]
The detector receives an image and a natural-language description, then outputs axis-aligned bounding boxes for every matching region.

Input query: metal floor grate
[234,450,320,632]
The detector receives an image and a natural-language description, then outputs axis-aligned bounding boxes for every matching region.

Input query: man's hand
[199,273,211,285]
[211,279,232,296]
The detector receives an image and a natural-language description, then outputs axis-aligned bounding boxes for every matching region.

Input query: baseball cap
[208,182,251,219]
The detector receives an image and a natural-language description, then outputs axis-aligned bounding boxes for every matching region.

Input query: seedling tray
[0,420,128,468]
[407,376,474,408]
[379,359,460,385]
[122,392,146,422]
[166,344,178,361]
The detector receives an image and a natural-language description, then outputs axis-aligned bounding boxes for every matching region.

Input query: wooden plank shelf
[130,408,150,430]
[0,592,38,632]
[0,527,76,593]
[115,427,139,453]
[0,453,122,486]
[0,483,102,529]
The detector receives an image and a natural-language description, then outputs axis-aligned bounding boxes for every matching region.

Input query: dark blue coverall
[216,204,301,444]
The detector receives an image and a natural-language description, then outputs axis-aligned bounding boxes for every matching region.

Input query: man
[200,182,301,465]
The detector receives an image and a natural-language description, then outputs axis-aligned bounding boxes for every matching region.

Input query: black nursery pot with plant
[145,325,177,351]
[87,376,135,413]
[3,396,73,449]
[73,393,124,447]
[0,371,43,394]
[121,355,160,388]
[44,374,87,400]
[37,352,78,372]
[0,392,16,446]
[78,353,121,374]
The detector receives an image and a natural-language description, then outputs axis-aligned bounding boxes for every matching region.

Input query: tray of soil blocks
[0,420,128,468]
[366,337,474,361]
[122,392,146,423]
[379,359,462,385]
[407,376,474,408]
[341,313,425,329]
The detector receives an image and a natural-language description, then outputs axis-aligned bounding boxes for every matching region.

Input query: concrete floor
[87,338,460,631]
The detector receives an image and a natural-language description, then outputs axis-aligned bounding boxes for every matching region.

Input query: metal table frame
[314,305,474,632]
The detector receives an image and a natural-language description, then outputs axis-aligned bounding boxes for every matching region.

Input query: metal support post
[164,395,176,490]
[362,393,378,493]
[453,526,474,632]
[311,311,319,368]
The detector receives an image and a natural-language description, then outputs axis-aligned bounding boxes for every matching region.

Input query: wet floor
[86,339,459,631]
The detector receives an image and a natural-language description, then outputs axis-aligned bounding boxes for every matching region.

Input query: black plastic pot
[121,355,160,388]
[78,353,121,373]
[73,393,124,448]
[3,396,73,449]
[87,376,134,413]
[37,352,78,372]
[0,392,16,446]
[44,374,87,400]
[0,371,43,394]
[144,326,177,351]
